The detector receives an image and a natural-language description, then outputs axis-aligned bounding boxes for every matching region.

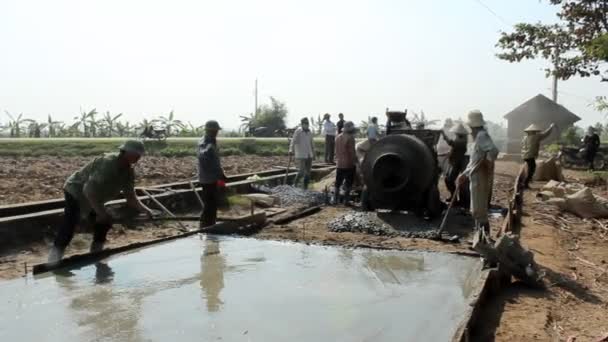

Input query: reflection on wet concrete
[200,236,225,312]
[0,236,480,342]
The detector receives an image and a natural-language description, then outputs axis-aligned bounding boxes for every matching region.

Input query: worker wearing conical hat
[522,122,555,188]
[457,110,499,238]
[48,140,154,263]
[440,123,469,207]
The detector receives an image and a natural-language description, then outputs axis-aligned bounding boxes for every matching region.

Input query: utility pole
[552,48,559,103]
[254,78,258,115]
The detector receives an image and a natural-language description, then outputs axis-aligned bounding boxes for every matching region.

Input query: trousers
[200,183,218,227]
[294,158,313,189]
[524,158,536,187]
[324,135,335,163]
[54,191,112,249]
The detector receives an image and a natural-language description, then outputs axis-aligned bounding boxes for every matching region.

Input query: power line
[472,0,511,27]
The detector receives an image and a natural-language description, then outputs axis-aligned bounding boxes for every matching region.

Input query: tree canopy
[496,0,608,81]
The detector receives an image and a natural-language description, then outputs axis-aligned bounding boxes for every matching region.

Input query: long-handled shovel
[436,182,461,242]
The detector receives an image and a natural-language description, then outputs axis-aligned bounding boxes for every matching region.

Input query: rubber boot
[303,175,310,190]
[343,187,352,206]
[47,246,65,264]
[90,241,105,253]
[333,187,340,205]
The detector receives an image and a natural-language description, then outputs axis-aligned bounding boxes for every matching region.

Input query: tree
[73,108,97,137]
[155,110,184,136]
[137,119,154,134]
[239,113,256,136]
[116,121,134,137]
[496,0,608,81]
[4,111,29,137]
[24,120,47,138]
[254,97,288,136]
[560,125,584,146]
[100,111,123,137]
[409,110,439,128]
[47,114,62,138]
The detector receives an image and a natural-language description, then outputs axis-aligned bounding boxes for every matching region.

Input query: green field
[0,137,327,157]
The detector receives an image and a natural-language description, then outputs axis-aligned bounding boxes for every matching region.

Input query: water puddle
[0,236,481,341]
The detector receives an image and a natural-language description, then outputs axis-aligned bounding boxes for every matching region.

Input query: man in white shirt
[290,117,315,189]
[457,110,499,237]
[322,113,337,164]
[367,117,380,142]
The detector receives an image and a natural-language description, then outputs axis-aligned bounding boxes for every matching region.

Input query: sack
[533,157,564,182]
[561,187,608,218]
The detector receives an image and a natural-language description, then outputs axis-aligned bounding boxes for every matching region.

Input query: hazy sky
[0,0,606,130]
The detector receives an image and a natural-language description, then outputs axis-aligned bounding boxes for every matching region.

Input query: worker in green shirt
[48,140,154,263]
[521,123,555,188]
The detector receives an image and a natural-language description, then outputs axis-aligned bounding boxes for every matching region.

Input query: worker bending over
[521,123,555,188]
[441,123,469,207]
[198,120,227,227]
[290,117,315,189]
[334,121,359,204]
[48,140,153,262]
[457,110,499,237]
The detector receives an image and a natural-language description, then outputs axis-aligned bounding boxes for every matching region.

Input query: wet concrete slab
[0,236,481,342]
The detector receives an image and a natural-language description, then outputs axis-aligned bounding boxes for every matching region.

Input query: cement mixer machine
[361,110,443,218]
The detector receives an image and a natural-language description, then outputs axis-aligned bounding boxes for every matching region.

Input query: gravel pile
[327,212,441,239]
[263,185,326,207]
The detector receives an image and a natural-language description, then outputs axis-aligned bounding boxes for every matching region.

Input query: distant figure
[334,121,359,205]
[457,110,499,237]
[582,126,601,171]
[521,123,555,188]
[290,117,315,189]
[441,123,469,206]
[336,113,345,134]
[367,117,380,142]
[322,113,337,164]
[48,140,153,263]
[198,120,227,227]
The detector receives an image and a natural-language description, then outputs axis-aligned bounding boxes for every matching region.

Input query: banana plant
[73,108,97,137]
[156,110,184,136]
[46,114,63,137]
[100,111,123,137]
[4,111,29,137]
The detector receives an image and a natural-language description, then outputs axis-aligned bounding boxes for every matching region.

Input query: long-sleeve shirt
[334,133,356,169]
[64,153,135,217]
[463,130,499,177]
[521,126,553,159]
[290,127,315,159]
[445,136,468,166]
[336,119,345,134]
[322,120,337,136]
[367,124,379,140]
[198,136,224,184]
[583,133,600,152]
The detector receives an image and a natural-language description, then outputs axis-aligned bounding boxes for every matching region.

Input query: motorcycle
[558,146,606,170]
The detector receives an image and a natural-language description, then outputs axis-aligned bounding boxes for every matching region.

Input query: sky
[0,0,606,131]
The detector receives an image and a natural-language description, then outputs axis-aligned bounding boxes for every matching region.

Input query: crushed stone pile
[327,212,440,239]
[261,185,326,207]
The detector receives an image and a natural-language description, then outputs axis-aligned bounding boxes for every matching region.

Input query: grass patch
[0,137,329,157]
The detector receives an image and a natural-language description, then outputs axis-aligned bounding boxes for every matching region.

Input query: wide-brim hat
[450,123,468,135]
[524,124,541,132]
[466,110,485,128]
[119,140,145,156]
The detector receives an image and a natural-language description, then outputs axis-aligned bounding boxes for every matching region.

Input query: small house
[504,94,581,154]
